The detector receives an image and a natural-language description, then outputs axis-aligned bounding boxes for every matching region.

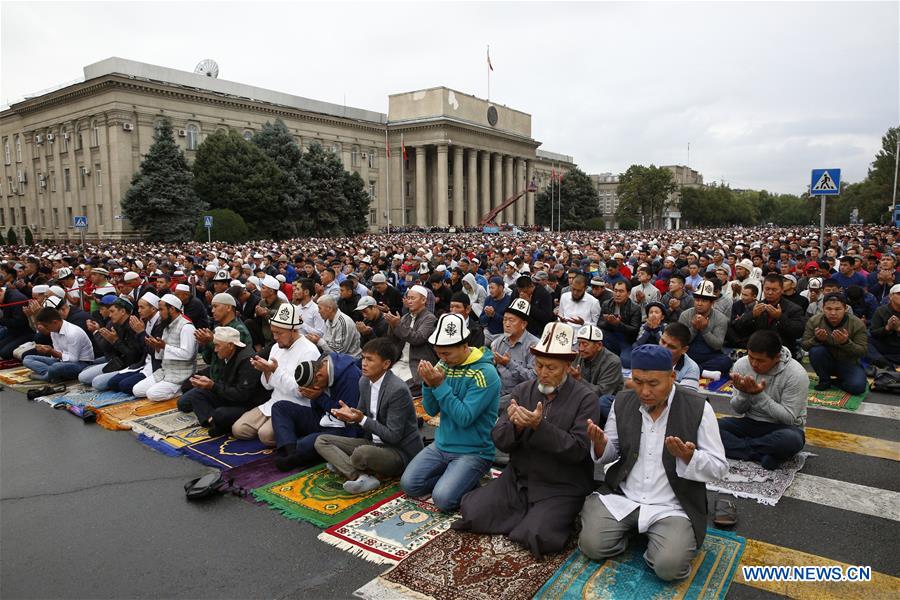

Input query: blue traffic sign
[204,215,213,228]
[810,169,841,196]
[73,216,88,228]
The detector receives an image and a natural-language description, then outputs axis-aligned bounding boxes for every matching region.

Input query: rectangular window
[368,149,377,169]
[0,208,4,226]
[20,207,26,226]
[3,139,9,164]
[6,176,12,195]
[351,147,359,167]
[91,124,100,147]
[40,209,46,227]
[62,133,69,153]
[49,170,56,192]
[368,208,377,225]
[53,208,59,228]
[64,168,71,192]
[97,204,104,226]
[80,167,86,188]
[81,205,87,223]
[10,208,15,226]
[66,207,73,227]
[369,181,377,201]
[75,132,83,151]
[37,172,43,194]
[95,163,102,186]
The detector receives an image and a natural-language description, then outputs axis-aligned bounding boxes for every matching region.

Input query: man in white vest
[132,293,198,401]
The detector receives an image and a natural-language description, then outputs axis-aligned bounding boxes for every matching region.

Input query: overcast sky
[2,1,897,195]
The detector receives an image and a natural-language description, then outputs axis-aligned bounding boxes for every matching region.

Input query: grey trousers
[578,494,697,581]
[314,435,406,480]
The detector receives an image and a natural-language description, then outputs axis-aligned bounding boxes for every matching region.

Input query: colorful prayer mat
[93,398,178,431]
[807,373,867,411]
[221,456,288,504]
[413,396,441,427]
[128,408,198,440]
[706,452,811,506]
[0,366,46,391]
[358,530,572,600]
[700,376,734,397]
[319,493,460,564]
[533,528,746,600]
[51,389,136,418]
[181,435,274,468]
[252,464,399,528]
[163,426,212,449]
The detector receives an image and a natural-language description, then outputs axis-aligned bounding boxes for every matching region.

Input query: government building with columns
[0,58,575,240]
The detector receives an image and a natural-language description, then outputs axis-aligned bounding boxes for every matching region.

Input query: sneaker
[814,381,831,392]
[343,474,381,494]
[760,454,784,471]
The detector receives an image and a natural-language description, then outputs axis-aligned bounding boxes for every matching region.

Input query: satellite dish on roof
[194,59,219,78]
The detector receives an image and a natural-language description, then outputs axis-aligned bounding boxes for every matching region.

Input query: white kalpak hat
[576,324,604,342]
[270,302,302,330]
[530,322,578,360]
[427,313,470,346]
[213,326,246,348]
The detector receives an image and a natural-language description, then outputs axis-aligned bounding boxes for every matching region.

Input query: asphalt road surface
[2,367,898,599]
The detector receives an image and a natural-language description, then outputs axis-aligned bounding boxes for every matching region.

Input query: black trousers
[177,387,247,433]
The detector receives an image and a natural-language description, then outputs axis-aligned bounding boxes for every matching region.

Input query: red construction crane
[478,181,538,226]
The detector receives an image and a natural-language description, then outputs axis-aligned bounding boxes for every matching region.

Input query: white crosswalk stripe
[784,472,900,522]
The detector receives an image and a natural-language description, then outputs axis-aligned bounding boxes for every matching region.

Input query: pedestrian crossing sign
[73,216,88,228]
[810,168,841,196]
[204,215,213,228]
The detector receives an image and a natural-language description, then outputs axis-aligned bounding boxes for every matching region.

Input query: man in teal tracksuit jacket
[401,313,501,511]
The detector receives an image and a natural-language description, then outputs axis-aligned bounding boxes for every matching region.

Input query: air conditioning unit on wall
[178,129,187,137]
[46,133,55,142]
[122,123,134,132]
[35,135,44,144]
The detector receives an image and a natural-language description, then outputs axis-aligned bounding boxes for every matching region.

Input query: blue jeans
[271,400,357,464]
[22,355,89,382]
[604,331,633,369]
[400,443,492,512]
[808,345,867,395]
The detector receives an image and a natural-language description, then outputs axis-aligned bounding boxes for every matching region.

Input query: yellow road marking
[736,538,900,599]
[715,413,900,461]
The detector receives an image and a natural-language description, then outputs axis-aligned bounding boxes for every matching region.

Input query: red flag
[487,47,494,72]
[385,137,391,159]
[551,169,557,181]
[401,137,407,162]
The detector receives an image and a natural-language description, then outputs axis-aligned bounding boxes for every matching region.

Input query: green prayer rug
[807,373,867,411]
[533,528,745,600]
[252,464,399,528]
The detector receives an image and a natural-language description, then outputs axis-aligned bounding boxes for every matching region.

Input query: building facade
[589,172,620,229]
[0,58,576,240]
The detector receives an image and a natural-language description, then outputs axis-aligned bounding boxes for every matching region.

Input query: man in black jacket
[173,283,211,331]
[0,284,32,359]
[511,275,554,337]
[732,274,805,357]
[78,297,144,388]
[598,281,642,368]
[177,326,265,436]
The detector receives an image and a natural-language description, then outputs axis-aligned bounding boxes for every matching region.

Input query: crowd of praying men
[1,223,897,580]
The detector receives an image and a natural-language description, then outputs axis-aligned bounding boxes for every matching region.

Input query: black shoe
[814,381,831,392]
[760,454,783,471]
[274,449,304,472]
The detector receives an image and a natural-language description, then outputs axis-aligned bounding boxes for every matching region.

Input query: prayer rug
[252,465,399,528]
[128,408,198,440]
[807,373,867,411]
[51,389,136,418]
[533,528,746,600]
[181,435,274,468]
[700,376,734,397]
[136,433,183,457]
[706,452,811,506]
[413,397,441,427]
[318,493,460,564]
[0,367,47,391]
[356,530,572,600]
[93,398,178,431]
[221,456,288,504]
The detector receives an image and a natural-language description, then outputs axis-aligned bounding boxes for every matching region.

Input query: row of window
[0,204,104,229]
[3,164,102,197]
[4,120,104,164]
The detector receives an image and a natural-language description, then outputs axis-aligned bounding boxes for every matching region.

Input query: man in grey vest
[578,344,727,581]
[132,293,198,401]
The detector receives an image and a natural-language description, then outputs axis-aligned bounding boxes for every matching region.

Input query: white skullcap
[140,292,160,308]
[175,283,191,293]
[160,293,183,310]
[408,285,430,299]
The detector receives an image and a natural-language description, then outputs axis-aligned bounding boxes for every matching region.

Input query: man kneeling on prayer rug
[579,344,728,581]
[453,322,599,558]
[315,337,424,494]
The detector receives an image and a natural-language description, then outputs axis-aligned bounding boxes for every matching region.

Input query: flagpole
[549,170,554,233]
[401,133,406,227]
[385,127,391,234]
[557,163,562,232]
[487,45,491,101]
